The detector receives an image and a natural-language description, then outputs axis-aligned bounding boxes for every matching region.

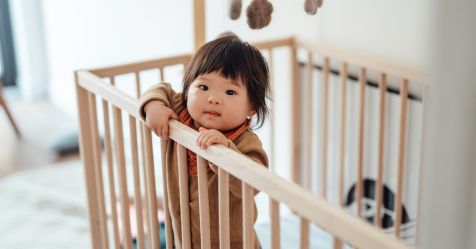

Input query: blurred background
[0,0,474,248]
[0,0,432,175]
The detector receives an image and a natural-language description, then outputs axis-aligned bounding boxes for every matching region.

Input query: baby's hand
[144,100,178,140]
[197,127,228,149]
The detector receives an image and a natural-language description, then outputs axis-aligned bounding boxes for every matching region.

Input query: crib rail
[76,68,413,249]
[293,38,429,248]
[76,37,427,249]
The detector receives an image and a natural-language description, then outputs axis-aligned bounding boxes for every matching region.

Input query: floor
[0,88,80,178]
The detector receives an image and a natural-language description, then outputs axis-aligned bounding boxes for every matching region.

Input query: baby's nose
[208,95,221,105]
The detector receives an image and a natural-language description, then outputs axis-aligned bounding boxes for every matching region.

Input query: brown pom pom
[304,0,320,15]
[229,0,242,20]
[246,0,273,30]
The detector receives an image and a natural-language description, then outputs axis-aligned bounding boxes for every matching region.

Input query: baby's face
[186,72,254,131]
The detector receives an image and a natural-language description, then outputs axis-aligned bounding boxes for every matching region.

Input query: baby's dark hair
[182,33,270,128]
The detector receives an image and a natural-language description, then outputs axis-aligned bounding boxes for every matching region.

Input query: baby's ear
[247,109,256,117]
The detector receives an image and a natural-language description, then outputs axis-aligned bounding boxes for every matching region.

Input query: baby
[139,33,270,249]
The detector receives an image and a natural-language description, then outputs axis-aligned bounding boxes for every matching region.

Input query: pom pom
[246,0,273,29]
[304,0,323,15]
[229,0,242,20]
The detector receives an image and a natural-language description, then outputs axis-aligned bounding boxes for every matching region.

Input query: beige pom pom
[304,0,323,15]
[246,0,273,29]
[229,0,242,20]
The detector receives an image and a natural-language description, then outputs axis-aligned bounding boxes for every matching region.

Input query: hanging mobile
[304,0,323,15]
[246,0,273,29]
[229,0,242,20]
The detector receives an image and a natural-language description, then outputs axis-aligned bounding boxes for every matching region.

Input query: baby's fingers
[197,132,209,149]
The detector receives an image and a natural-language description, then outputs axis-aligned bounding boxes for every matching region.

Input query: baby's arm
[143,101,177,140]
[139,83,182,140]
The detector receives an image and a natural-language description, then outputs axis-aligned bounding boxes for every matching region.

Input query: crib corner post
[75,70,103,249]
[290,40,302,184]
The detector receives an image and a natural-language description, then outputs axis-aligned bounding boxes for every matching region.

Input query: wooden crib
[76,36,427,249]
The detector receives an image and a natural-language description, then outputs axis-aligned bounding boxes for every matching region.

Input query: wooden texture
[193,0,205,50]
[87,93,109,249]
[356,67,367,217]
[242,183,254,249]
[177,145,191,249]
[76,72,102,249]
[142,126,161,248]
[102,100,121,249]
[375,74,387,228]
[290,39,302,184]
[160,139,174,249]
[218,168,230,249]
[395,79,409,238]
[197,156,211,249]
[112,106,133,249]
[321,57,330,198]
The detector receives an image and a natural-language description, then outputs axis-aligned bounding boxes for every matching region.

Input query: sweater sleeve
[138,82,184,122]
[209,131,269,198]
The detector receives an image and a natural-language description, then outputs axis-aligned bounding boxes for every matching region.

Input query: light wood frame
[76,35,428,249]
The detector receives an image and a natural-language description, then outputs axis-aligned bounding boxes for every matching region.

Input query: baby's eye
[198,85,208,91]
[225,90,237,96]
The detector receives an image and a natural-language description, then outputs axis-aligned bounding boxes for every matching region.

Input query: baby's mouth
[204,111,221,117]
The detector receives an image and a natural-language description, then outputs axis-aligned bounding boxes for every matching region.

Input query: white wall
[419,0,476,248]
[317,0,432,67]
[9,0,48,100]
[37,0,431,120]
[41,0,194,118]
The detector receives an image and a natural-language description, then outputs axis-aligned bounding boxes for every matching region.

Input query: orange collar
[177,109,250,176]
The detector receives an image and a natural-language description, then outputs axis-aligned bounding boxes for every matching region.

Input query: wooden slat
[290,41,301,184]
[270,199,280,249]
[90,54,192,78]
[193,0,205,50]
[218,168,230,249]
[300,218,310,249]
[177,145,191,249]
[160,139,174,249]
[197,156,211,249]
[102,100,121,249]
[138,124,152,248]
[375,74,387,228]
[338,62,348,207]
[268,49,275,167]
[142,126,161,248]
[134,72,141,98]
[356,67,367,218]
[75,73,102,249]
[305,52,313,191]
[267,49,280,249]
[80,64,413,249]
[160,67,165,82]
[242,183,254,249]
[334,61,348,249]
[159,119,411,249]
[321,57,330,198]
[88,93,109,249]
[129,116,145,249]
[112,106,132,249]
[394,79,409,238]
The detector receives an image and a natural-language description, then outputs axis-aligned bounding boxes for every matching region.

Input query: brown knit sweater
[139,82,268,249]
